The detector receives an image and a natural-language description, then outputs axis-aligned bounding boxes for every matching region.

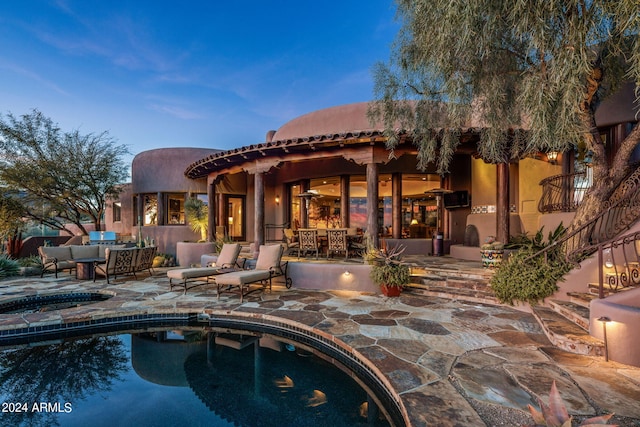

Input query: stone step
[547,299,590,331]
[531,306,604,357]
[407,283,500,306]
[414,276,492,292]
[587,282,624,296]
[566,291,597,308]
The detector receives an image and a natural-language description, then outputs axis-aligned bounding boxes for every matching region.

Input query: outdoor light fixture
[410,219,419,225]
[605,257,614,269]
[344,270,350,277]
[546,151,559,164]
[275,195,280,205]
[597,316,611,362]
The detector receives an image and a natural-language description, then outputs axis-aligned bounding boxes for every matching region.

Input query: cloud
[147,103,204,120]
[0,61,70,96]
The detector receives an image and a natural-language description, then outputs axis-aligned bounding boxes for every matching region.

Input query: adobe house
[107,94,636,260]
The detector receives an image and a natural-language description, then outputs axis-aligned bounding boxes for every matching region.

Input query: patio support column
[340,175,350,228]
[207,181,215,242]
[392,173,402,239]
[216,191,226,236]
[254,171,265,250]
[496,162,510,244]
[366,162,379,248]
[156,192,164,225]
[300,180,309,228]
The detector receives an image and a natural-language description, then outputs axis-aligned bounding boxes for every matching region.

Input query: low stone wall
[590,287,640,367]
[287,262,377,293]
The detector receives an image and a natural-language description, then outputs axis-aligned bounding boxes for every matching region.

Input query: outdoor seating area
[38,244,126,278]
[284,227,365,260]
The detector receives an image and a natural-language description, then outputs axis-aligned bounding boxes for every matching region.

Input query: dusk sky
[0,1,399,164]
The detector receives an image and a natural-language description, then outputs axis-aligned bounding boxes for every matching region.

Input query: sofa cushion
[39,246,72,261]
[255,244,283,270]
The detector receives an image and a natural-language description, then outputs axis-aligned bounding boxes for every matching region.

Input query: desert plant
[369,245,411,289]
[214,232,234,253]
[184,197,208,242]
[527,380,615,427]
[17,255,43,268]
[491,224,572,305]
[0,254,20,278]
[481,236,504,251]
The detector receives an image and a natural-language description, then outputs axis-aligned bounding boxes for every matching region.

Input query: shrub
[0,254,20,278]
[491,224,572,305]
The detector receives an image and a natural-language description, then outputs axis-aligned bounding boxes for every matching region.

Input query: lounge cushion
[40,246,72,261]
[167,267,220,280]
[69,245,100,259]
[214,270,271,285]
[255,244,282,270]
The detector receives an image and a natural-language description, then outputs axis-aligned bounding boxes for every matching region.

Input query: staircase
[406,260,498,305]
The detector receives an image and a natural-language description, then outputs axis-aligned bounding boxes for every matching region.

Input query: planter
[380,284,403,297]
[481,249,504,269]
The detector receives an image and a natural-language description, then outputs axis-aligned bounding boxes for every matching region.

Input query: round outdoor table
[75,257,105,280]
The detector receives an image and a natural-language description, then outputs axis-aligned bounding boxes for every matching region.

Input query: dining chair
[297,229,319,259]
[326,228,348,259]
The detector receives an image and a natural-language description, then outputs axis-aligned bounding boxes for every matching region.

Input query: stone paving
[1,270,640,427]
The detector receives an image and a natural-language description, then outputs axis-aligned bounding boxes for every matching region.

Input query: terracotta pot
[380,284,402,297]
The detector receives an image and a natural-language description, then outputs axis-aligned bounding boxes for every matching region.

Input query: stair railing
[528,167,640,272]
[593,230,640,298]
[538,170,591,213]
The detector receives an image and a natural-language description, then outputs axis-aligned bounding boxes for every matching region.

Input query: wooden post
[496,162,510,244]
[392,173,402,239]
[254,171,265,250]
[340,175,350,228]
[207,181,215,242]
[367,162,379,248]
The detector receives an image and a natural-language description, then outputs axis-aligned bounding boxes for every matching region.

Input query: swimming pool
[0,329,392,427]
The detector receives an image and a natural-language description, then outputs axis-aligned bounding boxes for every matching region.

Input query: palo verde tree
[370,0,640,246]
[0,110,130,235]
[0,189,26,257]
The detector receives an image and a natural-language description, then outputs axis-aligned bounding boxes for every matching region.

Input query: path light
[597,316,611,362]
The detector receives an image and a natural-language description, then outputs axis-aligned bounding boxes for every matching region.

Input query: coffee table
[75,257,106,280]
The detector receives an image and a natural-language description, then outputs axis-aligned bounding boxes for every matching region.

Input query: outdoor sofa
[93,246,157,283]
[38,244,126,278]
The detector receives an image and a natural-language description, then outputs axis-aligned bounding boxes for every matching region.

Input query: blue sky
[0,1,399,164]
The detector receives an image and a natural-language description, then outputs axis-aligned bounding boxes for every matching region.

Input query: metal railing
[538,170,592,213]
[529,168,640,278]
[595,231,640,298]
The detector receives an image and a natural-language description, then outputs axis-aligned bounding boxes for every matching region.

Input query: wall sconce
[597,316,611,362]
[604,257,614,269]
[343,270,350,277]
[546,151,559,164]
[410,219,419,225]
[275,195,280,205]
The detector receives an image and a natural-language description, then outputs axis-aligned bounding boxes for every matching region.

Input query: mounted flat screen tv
[444,190,470,209]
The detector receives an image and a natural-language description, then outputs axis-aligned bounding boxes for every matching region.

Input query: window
[166,193,185,224]
[112,201,121,223]
[144,194,158,225]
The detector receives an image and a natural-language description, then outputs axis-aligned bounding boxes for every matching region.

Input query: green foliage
[214,232,234,253]
[16,256,42,268]
[370,0,639,176]
[369,245,411,288]
[0,254,20,278]
[184,197,208,242]
[0,109,130,235]
[0,191,26,242]
[491,224,572,305]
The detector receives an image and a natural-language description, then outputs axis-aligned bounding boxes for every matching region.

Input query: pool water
[0,331,391,427]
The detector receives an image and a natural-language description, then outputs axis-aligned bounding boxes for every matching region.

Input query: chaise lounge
[214,244,288,302]
[167,243,242,294]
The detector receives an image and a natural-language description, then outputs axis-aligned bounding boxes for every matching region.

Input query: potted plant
[480,236,504,269]
[368,245,411,297]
